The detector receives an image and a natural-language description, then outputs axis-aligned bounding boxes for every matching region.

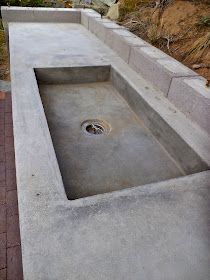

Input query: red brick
[7,246,23,280]
[5,94,12,113]
[6,190,18,217]
[0,233,6,248]
[0,248,6,270]
[0,110,4,125]
[0,268,6,280]
[0,206,6,233]
[6,169,16,191]
[0,133,4,147]
[7,215,21,247]
[0,146,5,162]
[5,137,14,153]
[0,183,6,188]
[5,124,13,137]
[0,163,5,185]
[0,92,5,100]
[5,152,15,170]
[0,107,4,115]
[0,188,6,205]
[5,93,11,101]
[0,122,4,135]
[4,112,12,125]
[0,100,4,109]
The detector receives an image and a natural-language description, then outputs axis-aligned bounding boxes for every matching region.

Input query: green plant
[0,0,46,7]
[196,15,210,29]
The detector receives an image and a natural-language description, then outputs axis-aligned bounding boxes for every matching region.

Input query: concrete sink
[36,66,208,200]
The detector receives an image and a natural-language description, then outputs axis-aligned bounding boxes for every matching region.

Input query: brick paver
[0,91,23,280]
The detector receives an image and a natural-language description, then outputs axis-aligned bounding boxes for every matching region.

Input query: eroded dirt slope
[118,0,210,82]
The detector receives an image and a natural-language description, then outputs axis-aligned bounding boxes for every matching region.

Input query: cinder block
[129,46,197,95]
[1,7,81,23]
[168,76,210,135]
[105,29,149,63]
[88,17,111,36]
[81,9,101,29]
[89,17,124,42]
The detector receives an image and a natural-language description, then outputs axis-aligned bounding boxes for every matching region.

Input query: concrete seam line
[127,45,132,64]
[166,77,173,98]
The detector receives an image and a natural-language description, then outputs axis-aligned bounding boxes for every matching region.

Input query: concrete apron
[1,7,210,280]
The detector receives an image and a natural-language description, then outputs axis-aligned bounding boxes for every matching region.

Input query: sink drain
[81,120,110,136]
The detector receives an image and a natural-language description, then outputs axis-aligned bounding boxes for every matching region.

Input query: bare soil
[118,0,210,82]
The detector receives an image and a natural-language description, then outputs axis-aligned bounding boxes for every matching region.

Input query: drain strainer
[81,120,111,136]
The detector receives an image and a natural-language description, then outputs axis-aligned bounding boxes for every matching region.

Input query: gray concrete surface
[2,7,210,280]
[39,81,182,199]
[168,76,210,135]
[128,46,198,95]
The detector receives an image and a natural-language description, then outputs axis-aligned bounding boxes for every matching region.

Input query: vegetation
[197,15,210,29]
[184,32,210,62]
[118,0,210,82]
[0,20,9,80]
[0,0,47,7]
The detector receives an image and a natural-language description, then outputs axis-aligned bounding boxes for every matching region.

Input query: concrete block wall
[168,77,210,135]
[129,47,197,94]
[2,6,81,23]
[81,9,210,136]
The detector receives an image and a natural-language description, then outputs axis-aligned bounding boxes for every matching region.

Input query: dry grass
[120,0,149,12]
[119,0,150,19]
[184,32,210,62]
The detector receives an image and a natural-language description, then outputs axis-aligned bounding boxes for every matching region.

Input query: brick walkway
[0,91,23,280]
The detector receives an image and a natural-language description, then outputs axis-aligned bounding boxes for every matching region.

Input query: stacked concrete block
[88,17,125,42]
[81,9,101,29]
[76,9,210,136]
[105,29,149,63]
[168,76,210,135]
[1,7,81,23]
[129,46,198,95]
[81,11,199,97]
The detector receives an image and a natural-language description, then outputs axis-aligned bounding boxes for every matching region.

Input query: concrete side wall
[1,6,81,43]
[81,9,210,136]
[168,76,210,135]
[1,6,81,23]
[35,65,111,84]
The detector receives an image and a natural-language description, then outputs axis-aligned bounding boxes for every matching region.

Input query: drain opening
[86,124,104,135]
[81,120,111,136]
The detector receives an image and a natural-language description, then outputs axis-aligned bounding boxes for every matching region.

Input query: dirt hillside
[118,0,210,83]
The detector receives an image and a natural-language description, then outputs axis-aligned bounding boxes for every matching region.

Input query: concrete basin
[36,66,208,199]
